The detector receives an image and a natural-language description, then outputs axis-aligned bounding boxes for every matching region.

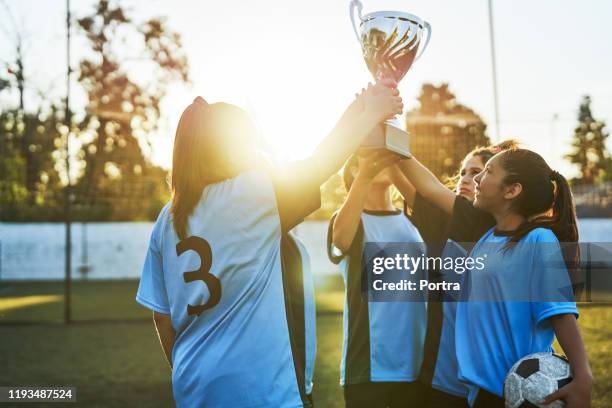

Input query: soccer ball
[504,352,573,408]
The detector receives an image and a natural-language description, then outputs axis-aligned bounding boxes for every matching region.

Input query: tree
[72,0,190,220]
[0,1,65,220]
[1,0,190,221]
[406,83,490,180]
[0,107,67,221]
[566,95,612,185]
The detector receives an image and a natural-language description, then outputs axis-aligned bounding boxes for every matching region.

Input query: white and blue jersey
[455,227,579,406]
[136,168,320,408]
[328,209,427,386]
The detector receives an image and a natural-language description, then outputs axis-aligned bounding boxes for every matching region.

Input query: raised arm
[396,157,456,215]
[543,314,592,407]
[332,151,401,253]
[271,80,402,233]
[307,79,403,186]
[389,164,416,208]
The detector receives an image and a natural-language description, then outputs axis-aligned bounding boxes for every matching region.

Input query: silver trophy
[350,0,431,157]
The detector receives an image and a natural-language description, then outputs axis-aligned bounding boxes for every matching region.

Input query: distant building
[406,83,490,180]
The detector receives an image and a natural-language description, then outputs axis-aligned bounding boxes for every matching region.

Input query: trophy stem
[384,116,404,131]
[382,120,411,158]
[359,117,411,158]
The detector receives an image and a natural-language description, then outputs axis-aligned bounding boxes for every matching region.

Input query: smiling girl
[455,148,592,408]
[390,140,517,407]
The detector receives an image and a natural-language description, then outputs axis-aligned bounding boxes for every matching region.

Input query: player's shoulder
[153,202,173,233]
[236,168,270,183]
[144,202,173,250]
[218,168,273,195]
[524,227,559,244]
[157,202,171,220]
[199,169,279,227]
[477,226,497,242]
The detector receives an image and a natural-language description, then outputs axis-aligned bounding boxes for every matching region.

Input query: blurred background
[0,0,611,407]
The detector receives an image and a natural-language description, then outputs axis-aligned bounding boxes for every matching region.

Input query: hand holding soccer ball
[504,352,591,408]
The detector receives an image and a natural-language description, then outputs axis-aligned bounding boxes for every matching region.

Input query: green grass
[1,280,611,407]
[0,280,148,323]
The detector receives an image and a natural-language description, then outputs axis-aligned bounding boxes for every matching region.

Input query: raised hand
[355,149,402,183]
[361,78,403,123]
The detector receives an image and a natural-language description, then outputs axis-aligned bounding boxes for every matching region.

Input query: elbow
[332,229,350,255]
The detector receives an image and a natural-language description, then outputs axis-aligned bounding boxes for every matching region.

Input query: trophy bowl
[350,0,431,157]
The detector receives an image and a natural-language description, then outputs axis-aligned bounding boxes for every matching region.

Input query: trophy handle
[349,0,364,43]
[415,21,431,61]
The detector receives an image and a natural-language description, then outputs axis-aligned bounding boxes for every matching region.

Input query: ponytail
[496,149,580,269]
[549,171,580,273]
[549,170,578,243]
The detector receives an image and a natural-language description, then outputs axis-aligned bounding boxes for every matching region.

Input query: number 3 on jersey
[176,236,221,316]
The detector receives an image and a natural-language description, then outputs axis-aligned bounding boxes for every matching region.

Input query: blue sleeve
[529,230,579,325]
[136,217,171,314]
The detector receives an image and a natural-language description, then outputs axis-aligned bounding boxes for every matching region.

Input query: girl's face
[473,153,515,212]
[456,155,485,201]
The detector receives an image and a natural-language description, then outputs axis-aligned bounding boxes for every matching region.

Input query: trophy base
[360,121,412,158]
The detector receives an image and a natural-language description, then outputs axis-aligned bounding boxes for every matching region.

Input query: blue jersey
[406,193,494,398]
[328,209,427,386]
[136,169,320,407]
[431,239,469,398]
[455,227,579,405]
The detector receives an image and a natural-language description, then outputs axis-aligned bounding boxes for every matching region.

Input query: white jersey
[136,168,320,407]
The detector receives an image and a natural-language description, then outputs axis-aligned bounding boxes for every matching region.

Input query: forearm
[551,314,592,379]
[397,158,455,214]
[309,105,380,185]
[154,314,176,369]
[333,179,371,253]
[392,171,416,208]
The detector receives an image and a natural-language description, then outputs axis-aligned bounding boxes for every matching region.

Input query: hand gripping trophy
[350,0,431,157]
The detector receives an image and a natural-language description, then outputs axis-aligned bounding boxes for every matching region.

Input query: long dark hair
[170,97,256,239]
[445,139,520,188]
[497,148,579,269]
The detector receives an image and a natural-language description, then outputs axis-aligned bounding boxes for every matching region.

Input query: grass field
[1,280,610,407]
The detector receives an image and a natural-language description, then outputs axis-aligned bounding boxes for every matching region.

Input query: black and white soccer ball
[504,352,573,408]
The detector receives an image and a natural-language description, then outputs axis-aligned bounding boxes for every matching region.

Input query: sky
[1,0,612,177]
